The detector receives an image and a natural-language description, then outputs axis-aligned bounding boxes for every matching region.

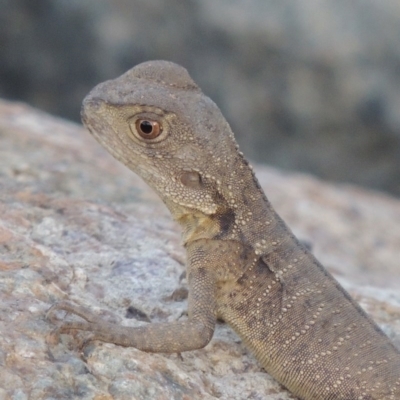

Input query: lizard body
[48,61,400,399]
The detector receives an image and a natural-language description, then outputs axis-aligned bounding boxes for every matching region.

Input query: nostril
[82,96,102,112]
[81,110,89,126]
[81,96,103,125]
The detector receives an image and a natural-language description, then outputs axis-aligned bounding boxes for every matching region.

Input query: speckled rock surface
[0,99,399,399]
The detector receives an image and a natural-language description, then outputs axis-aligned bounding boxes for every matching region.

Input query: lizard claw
[47,301,101,348]
[47,300,99,323]
[47,325,96,349]
[46,301,123,349]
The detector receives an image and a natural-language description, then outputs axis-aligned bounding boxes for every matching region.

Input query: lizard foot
[46,301,108,347]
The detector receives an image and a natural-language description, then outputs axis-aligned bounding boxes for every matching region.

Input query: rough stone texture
[0,99,399,399]
[1,0,400,195]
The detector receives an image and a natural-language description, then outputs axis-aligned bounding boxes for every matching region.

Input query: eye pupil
[134,119,162,140]
[140,121,153,135]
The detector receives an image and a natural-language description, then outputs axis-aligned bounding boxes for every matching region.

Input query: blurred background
[1,0,400,196]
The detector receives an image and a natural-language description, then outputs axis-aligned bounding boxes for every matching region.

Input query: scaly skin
[48,61,400,399]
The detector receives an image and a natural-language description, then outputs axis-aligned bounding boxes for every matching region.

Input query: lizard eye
[128,111,170,146]
[135,119,162,139]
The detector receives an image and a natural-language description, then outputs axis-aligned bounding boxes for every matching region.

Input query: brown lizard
[48,60,400,400]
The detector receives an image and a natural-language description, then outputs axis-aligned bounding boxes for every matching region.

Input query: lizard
[47,60,400,400]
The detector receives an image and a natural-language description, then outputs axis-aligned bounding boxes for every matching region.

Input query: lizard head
[81,60,253,218]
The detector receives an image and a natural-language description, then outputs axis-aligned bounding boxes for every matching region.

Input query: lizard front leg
[47,261,217,353]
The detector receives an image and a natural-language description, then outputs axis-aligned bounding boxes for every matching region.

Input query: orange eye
[135,119,162,139]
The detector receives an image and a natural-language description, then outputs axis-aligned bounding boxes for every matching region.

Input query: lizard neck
[215,150,293,253]
[164,151,293,252]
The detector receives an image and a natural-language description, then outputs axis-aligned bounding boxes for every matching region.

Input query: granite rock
[0,100,399,399]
